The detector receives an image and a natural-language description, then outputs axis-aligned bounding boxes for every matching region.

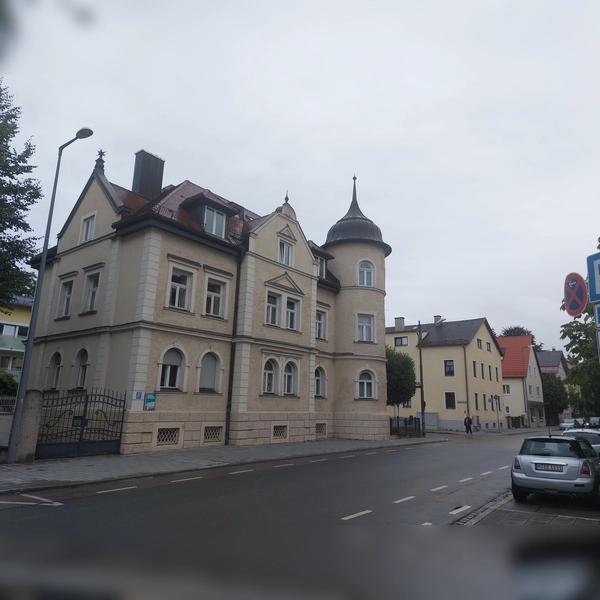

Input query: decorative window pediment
[277,224,297,242]
[265,272,304,296]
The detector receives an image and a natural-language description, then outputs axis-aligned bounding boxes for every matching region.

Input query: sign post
[588,254,600,367]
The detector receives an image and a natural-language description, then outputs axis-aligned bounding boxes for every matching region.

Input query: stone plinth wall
[332,412,390,441]
[228,411,320,446]
[120,410,227,454]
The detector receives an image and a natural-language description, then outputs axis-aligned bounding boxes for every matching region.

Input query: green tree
[0,370,18,395]
[541,373,569,424]
[560,300,600,415]
[0,78,42,313]
[386,346,417,409]
[500,326,543,351]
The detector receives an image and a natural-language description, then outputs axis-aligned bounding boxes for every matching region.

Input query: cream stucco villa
[27,151,392,453]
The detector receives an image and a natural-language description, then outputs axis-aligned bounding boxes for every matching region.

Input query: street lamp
[6,128,94,464]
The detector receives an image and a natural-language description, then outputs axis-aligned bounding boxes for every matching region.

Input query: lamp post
[6,128,93,464]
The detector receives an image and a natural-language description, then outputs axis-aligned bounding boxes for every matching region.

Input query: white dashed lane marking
[273,463,294,468]
[422,522,433,526]
[364,452,378,455]
[341,510,372,521]
[385,450,398,453]
[393,496,415,504]
[498,466,509,470]
[430,486,448,492]
[171,476,203,483]
[96,486,137,494]
[459,478,473,482]
[449,505,471,515]
[309,459,327,463]
[228,470,254,475]
[481,471,493,476]
[339,455,354,459]
[0,501,37,505]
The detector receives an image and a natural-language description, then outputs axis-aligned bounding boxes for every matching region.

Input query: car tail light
[581,461,592,476]
[513,457,521,470]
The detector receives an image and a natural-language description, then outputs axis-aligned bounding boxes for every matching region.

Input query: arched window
[358,262,374,287]
[51,353,62,390]
[199,352,218,392]
[263,359,277,394]
[284,362,296,395]
[161,348,183,389]
[358,371,374,399]
[315,367,325,397]
[76,350,89,389]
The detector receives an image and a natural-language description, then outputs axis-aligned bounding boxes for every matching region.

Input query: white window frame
[317,257,326,278]
[76,349,89,389]
[503,384,511,394]
[286,298,298,330]
[198,351,220,392]
[357,314,374,342]
[445,391,456,410]
[278,240,293,266]
[358,371,374,399]
[358,261,374,287]
[58,280,75,318]
[266,292,280,326]
[166,260,198,313]
[204,278,225,318]
[84,272,100,312]
[315,367,326,398]
[169,268,191,310]
[263,359,278,394]
[80,212,97,244]
[283,362,296,395]
[316,311,326,340]
[1,324,16,336]
[50,353,62,390]
[204,206,226,238]
[505,406,510,414]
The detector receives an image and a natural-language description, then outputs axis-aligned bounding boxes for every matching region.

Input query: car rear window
[572,432,600,445]
[521,439,583,458]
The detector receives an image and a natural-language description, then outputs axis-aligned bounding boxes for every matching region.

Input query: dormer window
[317,257,326,278]
[204,207,226,238]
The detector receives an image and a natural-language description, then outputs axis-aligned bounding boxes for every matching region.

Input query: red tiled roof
[111,183,148,212]
[497,335,534,378]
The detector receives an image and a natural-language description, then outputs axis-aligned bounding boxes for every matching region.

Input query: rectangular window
[81,215,95,242]
[169,269,190,310]
[534,367,537,376]
[477,339,482,349]
[486,341,491,352]
[473,361,477,377]
[86,274,99,312]
[17,326,28,337]
[503,384,511,394]
[528,385,533,396]
[59,281,74,317]
[505,406,510,414]
[0,356,10,369]
[286,299,298,330]
[445,392,456,410]
[402,399,411,408]
[316,311,326,339]
[530,407,536,423]
[529,366,532,375]
[475,393,479,411]
[488,365,492,380]
[495,367,499,382]
[278,241,292,266]
[266,293,279,325]
[395,336,408,347]
[536,386,540,397]
[1,324,16,336]
[357,314,374,342]
[317,257,326,278]
[204,207,226,237]
[444,360,454,376]
[205,280,223,317]
[483,393,487,411]
[539,408,544,421]
[481,363,485,379]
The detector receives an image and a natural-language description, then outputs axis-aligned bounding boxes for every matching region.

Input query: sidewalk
[0,433,449,494]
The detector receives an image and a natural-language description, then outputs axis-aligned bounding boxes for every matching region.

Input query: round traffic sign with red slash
[564,272,587,317]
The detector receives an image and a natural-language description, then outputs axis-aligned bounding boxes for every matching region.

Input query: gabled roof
[536,350,569,375]
[386,317,500,351]
[496,335,534,378]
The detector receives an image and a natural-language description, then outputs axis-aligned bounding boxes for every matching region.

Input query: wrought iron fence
[0,396,16,415]
[390,416,421,437]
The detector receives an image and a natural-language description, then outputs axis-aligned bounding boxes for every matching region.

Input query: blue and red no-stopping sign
[564,272,587,317]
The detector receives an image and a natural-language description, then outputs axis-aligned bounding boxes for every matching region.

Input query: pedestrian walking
[464,415,473,435]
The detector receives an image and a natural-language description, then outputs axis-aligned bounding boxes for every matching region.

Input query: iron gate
[35,388,126,459]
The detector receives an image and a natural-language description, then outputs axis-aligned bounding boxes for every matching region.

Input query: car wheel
[512,484,528,503]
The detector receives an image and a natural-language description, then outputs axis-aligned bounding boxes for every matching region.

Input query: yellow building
[27,151,392,453]
[385,316,505,432]
[0,296,32,382]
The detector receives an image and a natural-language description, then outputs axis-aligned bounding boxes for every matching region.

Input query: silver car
[511,436,600,503]
[560,429,600,454]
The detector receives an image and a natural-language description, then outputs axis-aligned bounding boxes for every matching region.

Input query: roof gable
[497,335,534,378]
[265,272,305,296]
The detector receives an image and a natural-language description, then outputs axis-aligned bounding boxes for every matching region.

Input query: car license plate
[535,463,563,472]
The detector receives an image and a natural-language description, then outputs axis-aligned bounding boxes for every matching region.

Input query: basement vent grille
[204,426,223,443]
[316,423,326,436]
[157,427,179,446]
[273,425,287,440]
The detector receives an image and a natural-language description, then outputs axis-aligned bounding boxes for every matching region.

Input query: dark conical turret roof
[323,178,392,256]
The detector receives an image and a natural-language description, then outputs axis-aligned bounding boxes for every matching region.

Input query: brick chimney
[394,317,405,331]
[132,150,165,200]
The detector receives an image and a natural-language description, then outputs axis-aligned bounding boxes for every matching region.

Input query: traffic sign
[564,272,587,317]
[587,252,600,303]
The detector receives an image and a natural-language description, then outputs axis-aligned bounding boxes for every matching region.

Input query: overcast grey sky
[3,0,599,354]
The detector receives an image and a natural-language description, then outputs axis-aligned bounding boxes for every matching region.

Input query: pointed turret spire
[94,149,105,173]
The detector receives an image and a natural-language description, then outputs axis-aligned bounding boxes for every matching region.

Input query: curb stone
[454,490,513,525]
